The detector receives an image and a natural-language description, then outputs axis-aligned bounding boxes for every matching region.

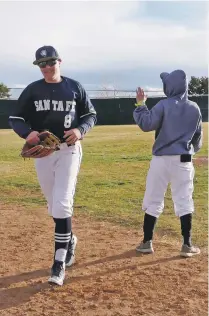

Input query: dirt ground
[0,204,208,316]
[193,156,208,167]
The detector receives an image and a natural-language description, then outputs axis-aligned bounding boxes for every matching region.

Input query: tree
[188,76,208,96]
[0,82,11,99]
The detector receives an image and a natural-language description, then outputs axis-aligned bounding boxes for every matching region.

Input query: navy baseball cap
[33,45,60,65]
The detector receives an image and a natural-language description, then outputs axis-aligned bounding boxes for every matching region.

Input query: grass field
[0,124,208,246]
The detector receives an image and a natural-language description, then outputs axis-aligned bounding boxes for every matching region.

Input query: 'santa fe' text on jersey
[9,76,97,140]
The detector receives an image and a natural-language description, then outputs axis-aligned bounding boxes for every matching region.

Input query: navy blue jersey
[9,76,97,140]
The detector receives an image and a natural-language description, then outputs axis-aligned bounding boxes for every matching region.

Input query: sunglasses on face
[38,59,57,68]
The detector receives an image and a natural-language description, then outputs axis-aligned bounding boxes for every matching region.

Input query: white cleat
[135,240,154,253]
[180,244,200,258]
[66,234,78,267]
[48,261,65,286]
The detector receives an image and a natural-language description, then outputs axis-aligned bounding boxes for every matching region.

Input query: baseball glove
[21,131,61,158]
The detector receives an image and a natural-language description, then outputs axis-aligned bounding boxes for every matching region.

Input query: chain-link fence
[6,88,166,100]
[5,87,209,100]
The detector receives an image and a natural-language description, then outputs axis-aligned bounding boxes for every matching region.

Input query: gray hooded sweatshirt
[133,70,203,156]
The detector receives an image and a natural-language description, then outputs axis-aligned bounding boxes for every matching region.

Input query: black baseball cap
[33,45,60,65]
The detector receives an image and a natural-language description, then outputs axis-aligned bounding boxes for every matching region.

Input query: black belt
[60,142,74,147]
[54,141,75,150]
[60,141,75,146]
[180,154,192,162]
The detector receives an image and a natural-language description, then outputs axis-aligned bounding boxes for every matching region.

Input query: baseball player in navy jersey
[133,69,203,257]
[9,45,97,286]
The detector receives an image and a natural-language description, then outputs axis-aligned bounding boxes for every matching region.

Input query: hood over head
[160,69,188,99]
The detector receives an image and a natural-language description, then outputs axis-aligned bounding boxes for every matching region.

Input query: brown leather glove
[21,131,61,158]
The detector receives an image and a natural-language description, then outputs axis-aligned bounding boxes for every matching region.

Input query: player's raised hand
[63,129,81,145]
[136,87,147,104]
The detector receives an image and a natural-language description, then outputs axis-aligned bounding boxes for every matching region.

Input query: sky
[0,0,208,97]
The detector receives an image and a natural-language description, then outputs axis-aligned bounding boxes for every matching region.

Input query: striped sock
[54,217,72,262]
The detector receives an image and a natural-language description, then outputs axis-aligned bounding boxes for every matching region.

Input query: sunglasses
[38,59,57,68]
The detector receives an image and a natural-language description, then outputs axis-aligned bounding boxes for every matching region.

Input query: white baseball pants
[142,155,195,218]
[35,142,82,218]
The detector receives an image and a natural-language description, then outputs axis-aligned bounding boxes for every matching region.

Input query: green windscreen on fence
[0,96,208,128]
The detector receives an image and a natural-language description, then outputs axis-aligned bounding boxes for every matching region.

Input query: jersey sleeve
[191,112,203,153]
[8,85,34,138]
[133,101,164,132]
[76,82,97,136]
[76,82,97,117]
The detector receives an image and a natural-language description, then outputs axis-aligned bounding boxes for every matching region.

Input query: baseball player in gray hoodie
[133,69,203,257]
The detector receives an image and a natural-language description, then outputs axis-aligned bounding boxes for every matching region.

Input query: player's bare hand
[136,87,147,103]
[63,129,81,145]
[26,131,40,145]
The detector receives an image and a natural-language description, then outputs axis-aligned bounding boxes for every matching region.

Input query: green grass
[0,124,208,246]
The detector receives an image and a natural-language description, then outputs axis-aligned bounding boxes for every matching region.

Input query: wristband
[135,100,146,107]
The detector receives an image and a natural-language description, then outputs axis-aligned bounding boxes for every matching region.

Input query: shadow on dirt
[0,249,183,310]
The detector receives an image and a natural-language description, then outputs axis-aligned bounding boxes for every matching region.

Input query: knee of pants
[142,202,164,218]
[173,200,194,217]
[52,200,74,219]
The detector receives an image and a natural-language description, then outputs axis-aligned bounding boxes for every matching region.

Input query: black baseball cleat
[65,234,78,267]
[48,260,65,286]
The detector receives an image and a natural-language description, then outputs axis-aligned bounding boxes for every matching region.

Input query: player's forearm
[133,106,154,132]
[133,101,164,132]
[191,117,203,153]
[192,131,203,153]
[77,114,97,136]
[8,117,32,139]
